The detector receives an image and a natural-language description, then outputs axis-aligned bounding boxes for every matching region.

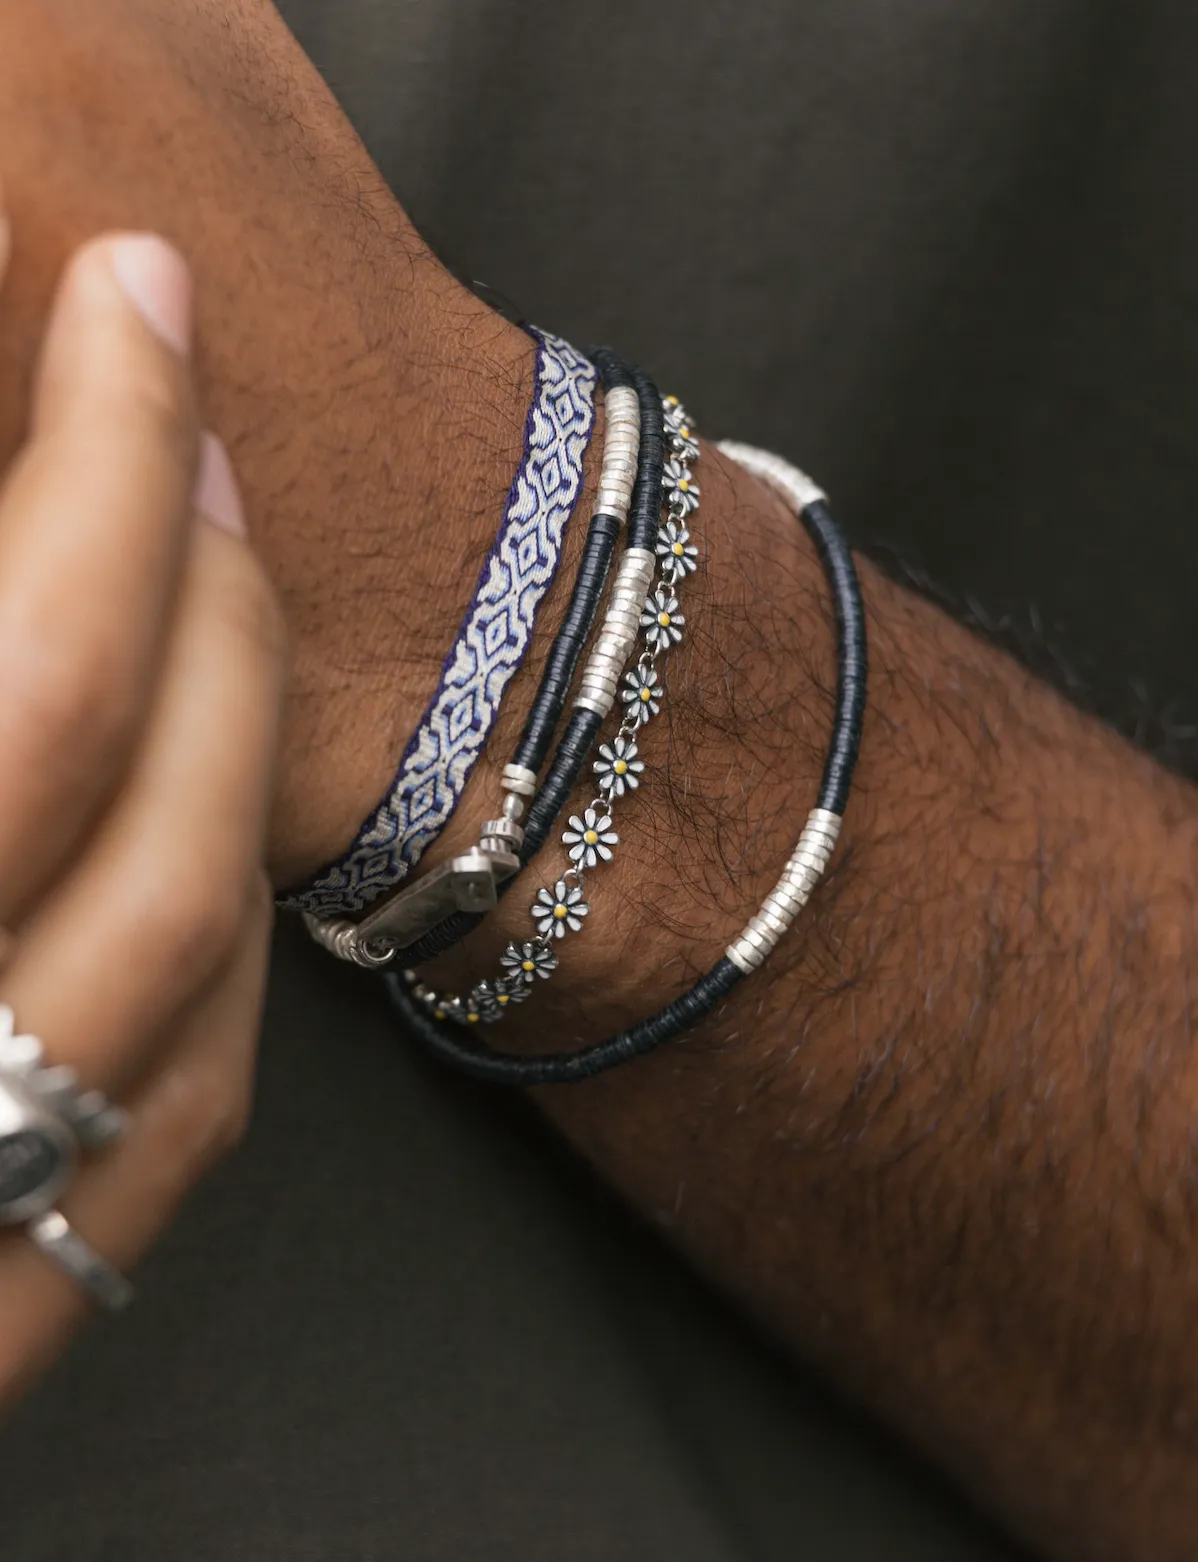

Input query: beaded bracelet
[384,442,866,1085]
[400,393,701,1027]
[303,351,641,965]
[357,358,668,970]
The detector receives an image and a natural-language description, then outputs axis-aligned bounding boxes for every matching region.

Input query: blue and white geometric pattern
[286,329,597,917]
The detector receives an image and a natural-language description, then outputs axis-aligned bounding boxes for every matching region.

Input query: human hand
[0,207,285,1407]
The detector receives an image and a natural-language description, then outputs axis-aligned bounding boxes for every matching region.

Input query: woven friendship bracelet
[285,328,597,918]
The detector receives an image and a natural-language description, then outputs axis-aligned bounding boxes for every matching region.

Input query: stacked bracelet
[312,356,668,971]
[388,365,670,968]
[303,351,641,966]
[384,440,866,1085]
[399,392,701,1027]
[292,319,867,1087]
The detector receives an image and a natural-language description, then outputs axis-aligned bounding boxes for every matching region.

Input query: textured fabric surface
[7,1,1196,1556]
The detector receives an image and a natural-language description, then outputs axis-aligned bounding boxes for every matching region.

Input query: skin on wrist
[6,3,1198,1557]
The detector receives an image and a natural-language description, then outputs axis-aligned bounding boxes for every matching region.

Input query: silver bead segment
[713,440,828,513]
[593,385,641,523]
[414,393,702,1029]
[726,808,842,974]
[501,763,538,798]
[480,816,525,853]
[575,549,658,717]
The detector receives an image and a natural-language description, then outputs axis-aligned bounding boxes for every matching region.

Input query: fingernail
[193,431,247,537]
[109,233,192,356]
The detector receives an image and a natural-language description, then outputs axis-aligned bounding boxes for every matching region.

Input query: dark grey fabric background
[5,1,1195,1556]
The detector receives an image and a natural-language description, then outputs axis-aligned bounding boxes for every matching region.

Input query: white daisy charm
[500,940,559,984]
[656,519,698,578]
[594,735,645,798]
[641,588,684,650]
[494,977,533,1006]
[620,664,662,727]
[562,807,619,869]
[466,981,504,1023]
[531,879,589,939]
[669,425,700,462]
[662,457,700,515]
[661,395,689,434]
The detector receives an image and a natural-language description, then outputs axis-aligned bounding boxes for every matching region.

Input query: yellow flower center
[553,904,568,918]
[467,1012,479,1023]
[680,426,690,440]
[497,993,509,1004]
[584,829,598,845]
[672,541,685,556]
[679,478,690,492]
[640,688,652,701]
[614,759,628,774]
[522,959,536,972]
[657,612,671,627]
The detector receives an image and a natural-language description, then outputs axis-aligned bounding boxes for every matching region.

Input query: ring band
[0,1004,134,1309]
[27,1210,134,1312]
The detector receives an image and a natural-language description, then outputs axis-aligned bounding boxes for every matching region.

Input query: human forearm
[524,533,1198,1561]
[413,411,1198,1556]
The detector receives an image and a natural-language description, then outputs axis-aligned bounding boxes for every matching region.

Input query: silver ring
[0,1005,133,1310]
[26,1210,133,1312]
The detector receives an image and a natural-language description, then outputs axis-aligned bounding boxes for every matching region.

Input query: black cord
[511,514,620,773]
[624,363,667,550]
[384,489,868,1084]
[806,501,867,816]
[510,349,634,776]
[392,354,664,967]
